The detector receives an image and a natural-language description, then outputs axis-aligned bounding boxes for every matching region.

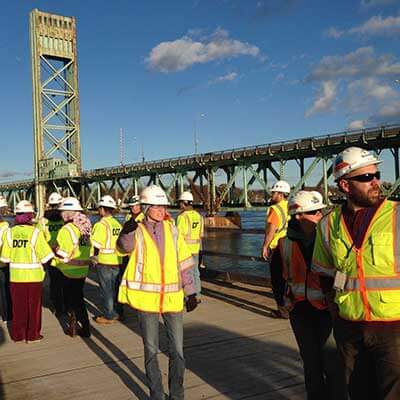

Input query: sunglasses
[345,171,381,183]
[304,209,321,216]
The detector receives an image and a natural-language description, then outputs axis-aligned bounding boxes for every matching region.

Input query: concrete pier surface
[0,275,304,400]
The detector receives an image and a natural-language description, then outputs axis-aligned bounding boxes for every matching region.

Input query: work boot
[94,315,116,325]
[67,312,77,337]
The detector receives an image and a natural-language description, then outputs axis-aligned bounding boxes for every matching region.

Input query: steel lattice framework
[30,9,81,214]
[1,124,400,214]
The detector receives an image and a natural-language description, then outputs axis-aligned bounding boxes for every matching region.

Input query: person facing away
[0,200,54,343]
[91,195,123,324]
[117,185,198,400]
[43,192,66,317]
[312,146,400,400]
[272,190,347,400]
[262,180,291,319]
[0,195,12,322]
[176,190,204,300]
[53,197,92,338]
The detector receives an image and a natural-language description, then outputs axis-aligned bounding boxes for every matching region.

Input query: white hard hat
[15,200,34,214]
[98,195,117,209]
[140,185,170,206]
[59,197,83,211]
[179,191,194,202]
[271,180,291,194]
[126,195,140,206]
[0,195,8,208]
[334,147,381,180]
[289,190,326,215]
[48,192,63,205]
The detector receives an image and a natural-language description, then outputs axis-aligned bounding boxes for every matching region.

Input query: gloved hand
[185,294,198,312]
[120,218,138,235]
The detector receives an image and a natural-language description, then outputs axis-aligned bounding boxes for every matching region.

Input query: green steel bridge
[1,10,400,214]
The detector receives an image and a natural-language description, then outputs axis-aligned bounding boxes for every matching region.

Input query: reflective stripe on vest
[274,203,287,234]
[0,222,9,268]
[118,221,191,313]
[280,237,326,310]
[6,226,46,283]
[317,200,400,321]
[56,224,89,279]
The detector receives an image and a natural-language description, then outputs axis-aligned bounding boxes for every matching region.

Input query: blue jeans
[191,254,201,296]
[138,311,185,400]
[96,265,120,320]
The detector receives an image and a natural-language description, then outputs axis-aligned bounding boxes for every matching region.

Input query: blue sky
[1,0,400,182]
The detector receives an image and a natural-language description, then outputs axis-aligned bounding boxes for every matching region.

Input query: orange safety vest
[279,237,326,310]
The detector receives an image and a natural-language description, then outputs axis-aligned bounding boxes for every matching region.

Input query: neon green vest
[54,223,90,279]
[1,225,53,283]
[91,216,122,266]
[0,221,9,268]
[315,200,400,321]
[118,221,194,313]
[47,219,64,247]
[267,199,290,250]
[176,210,203,255]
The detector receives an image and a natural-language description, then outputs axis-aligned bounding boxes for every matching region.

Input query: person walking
[0,200,54,343]
[312,146,400,400]
[176,191,204,300]
[91,195,123,324]
[43,192,66,316]
[272,191,346,400]
[53,197,91,338]
[0,195,12,322]
[117,185,198,400]
[262,180,291,318]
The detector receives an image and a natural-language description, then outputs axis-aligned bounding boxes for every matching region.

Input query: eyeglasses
[345,171,381,183]
[304,209,321,216]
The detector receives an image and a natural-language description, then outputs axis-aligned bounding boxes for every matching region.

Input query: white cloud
[348,120,366,130]
[308,47,400,81]
[146,29,261,73]
[325,27,344,38]
[350,15,400,36]
[360,0,397,9]
[305,81,336,117]
[273,72,285,83]
[210,72,238,84]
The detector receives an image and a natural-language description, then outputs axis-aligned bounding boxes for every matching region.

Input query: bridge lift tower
[30,9,82,214]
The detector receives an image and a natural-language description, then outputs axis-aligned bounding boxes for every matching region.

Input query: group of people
[263,146,400,400]
[0,185,204,400]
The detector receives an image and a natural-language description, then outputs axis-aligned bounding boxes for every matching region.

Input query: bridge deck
[0,275,304,400]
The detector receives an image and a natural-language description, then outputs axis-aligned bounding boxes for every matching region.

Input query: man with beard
[312,146,400,399]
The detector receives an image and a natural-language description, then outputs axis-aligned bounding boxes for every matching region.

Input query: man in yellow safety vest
[176,190,204,299]
[0,195,12,322]
[262,180,291,318]
[0,200,54,343]
[91,195,123,324]
[312,146,400,399]
[123,195,145,223]
[117,185,197,400]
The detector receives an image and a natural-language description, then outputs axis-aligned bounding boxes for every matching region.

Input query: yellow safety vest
[54,223,91,279]
[312,199,400,322]
[118,221,194,313]
[0,221,9,268]
[47,219,64,247]
[176,209,203,255]
[91,216,122,266]
[266,199,289,250]
[125,212,145,223]
[0,225,53,283]
[35,216,51,242]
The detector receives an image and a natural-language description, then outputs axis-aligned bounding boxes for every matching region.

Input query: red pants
[10,282,42,342]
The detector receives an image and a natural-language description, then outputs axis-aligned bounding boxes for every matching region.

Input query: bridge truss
[1,124,400,214]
